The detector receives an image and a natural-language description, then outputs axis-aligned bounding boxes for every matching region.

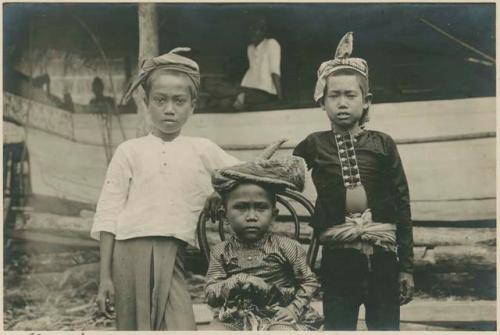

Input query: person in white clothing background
[234,17,282,110]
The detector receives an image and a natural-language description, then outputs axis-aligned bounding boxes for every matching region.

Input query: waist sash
[321,209,397,258]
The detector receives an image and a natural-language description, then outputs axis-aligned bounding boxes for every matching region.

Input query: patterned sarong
[215,281,321,331]
[218,305,314,330]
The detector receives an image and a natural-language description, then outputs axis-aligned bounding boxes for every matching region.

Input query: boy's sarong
[213,279,322,331]
[215,304,319,331]
[112,236,196,330]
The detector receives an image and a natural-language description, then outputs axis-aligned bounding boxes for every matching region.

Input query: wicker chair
[196,189,320,269]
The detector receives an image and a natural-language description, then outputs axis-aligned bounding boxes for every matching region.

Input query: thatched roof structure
[4,3,495,112]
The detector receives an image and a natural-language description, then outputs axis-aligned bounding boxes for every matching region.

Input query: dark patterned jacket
[293,130,413,273]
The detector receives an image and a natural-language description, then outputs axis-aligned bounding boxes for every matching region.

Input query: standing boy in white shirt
[90,48,240,330]
[234,17,282,110]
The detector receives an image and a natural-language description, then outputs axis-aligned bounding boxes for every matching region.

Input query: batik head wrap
[122,47,200,103]
[212,156,306,195]
[314,32,369,103]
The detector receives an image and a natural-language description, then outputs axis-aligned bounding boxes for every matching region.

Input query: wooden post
[135,3,159,137]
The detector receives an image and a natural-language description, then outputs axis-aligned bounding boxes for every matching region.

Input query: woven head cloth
[122,47,200,103]
[212,155,306,195]
[314,32,369,103]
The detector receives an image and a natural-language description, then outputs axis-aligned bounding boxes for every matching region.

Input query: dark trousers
[3,143,26,195]
[243,88,277,109]
[3,143,28,227]
[321,248,400,330]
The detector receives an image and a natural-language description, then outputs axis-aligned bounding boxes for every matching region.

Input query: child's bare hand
[233,92,245,110]
[221,276,242,299]
[241,275,269,292]
[399,272,414,305]
[273,306,297,323]
[96,277,115,318]
[203,191,222,222]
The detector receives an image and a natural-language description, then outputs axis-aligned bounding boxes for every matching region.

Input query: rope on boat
[220,132,496,151]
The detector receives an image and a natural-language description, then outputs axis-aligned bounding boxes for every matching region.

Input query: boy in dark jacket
[294,32,414,330]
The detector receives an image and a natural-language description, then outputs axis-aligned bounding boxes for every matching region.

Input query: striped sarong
[112,236,196,330]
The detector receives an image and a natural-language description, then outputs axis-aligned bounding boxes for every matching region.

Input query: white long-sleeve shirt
[241,38,281,95]
[90,133,240,246]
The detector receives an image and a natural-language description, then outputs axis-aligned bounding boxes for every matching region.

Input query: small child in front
[204,155,323,330]
[293,33,414,330]
[90,48,240,330]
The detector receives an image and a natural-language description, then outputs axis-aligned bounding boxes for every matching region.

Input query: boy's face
[322,74,371,131]
[146,73,195,136]
[249,19,266,44]
[224,183,278,243]
[249,25,265,44]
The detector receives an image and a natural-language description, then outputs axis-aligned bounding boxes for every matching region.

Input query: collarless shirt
[91,134,240,246]
[293,130,413,273]
[241,38,281,95]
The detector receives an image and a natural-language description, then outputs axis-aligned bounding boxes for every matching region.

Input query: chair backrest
[196,189,320,269]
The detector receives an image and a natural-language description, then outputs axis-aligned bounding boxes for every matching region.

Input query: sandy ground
[3,212,496,331]
[3,245,496,331]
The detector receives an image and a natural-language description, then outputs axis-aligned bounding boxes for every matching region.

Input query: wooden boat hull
[4,93,495,221]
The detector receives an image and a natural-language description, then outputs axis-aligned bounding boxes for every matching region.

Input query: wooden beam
[413,245,496,272]
[311,245,495,273]
[419,18,495,63]
[135,3,159,137]
[309,300,496,324]
[9,230,98,249]
[11,228,496,273]
[413,227,496,246]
